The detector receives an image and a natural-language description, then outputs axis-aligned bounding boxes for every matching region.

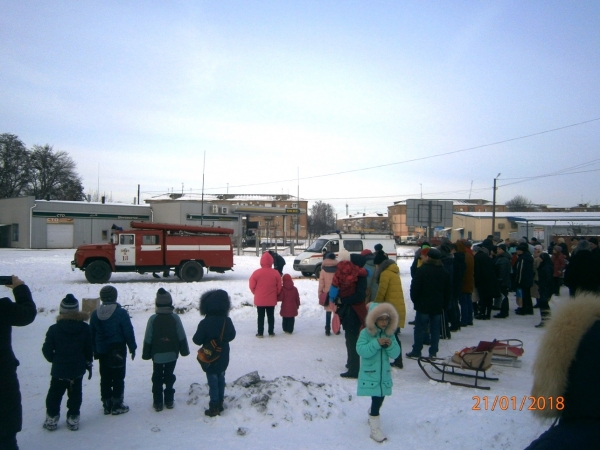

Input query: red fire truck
[71,222,234,283]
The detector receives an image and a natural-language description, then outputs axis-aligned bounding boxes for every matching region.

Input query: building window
[265,203,272,207]
[102,230,109,240]
[292,203,297,208]
[12,224,19,242]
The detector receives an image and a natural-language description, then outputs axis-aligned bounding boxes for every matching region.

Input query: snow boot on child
[43,414,59,431]
[204,402,220,417]
[111,397,130,415]
[102,399,112,415]
[368,414,386,443]
[66,414,80,431]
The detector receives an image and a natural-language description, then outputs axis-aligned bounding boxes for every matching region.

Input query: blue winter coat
[356,303,400,397]
[90,302,137,355]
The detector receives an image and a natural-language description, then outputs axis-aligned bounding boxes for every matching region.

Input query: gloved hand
[329,285,339,300]
[86,362,93,380]
[131,351,136,361]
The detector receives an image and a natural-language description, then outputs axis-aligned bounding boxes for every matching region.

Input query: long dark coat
[410,259,451,315]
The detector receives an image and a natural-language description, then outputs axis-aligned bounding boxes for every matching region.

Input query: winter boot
[164,388,175,409]
[204,402,220,417]
[102,399,112,415]
[66,414,80,431]
[153,402,164,412]
[111,398,130,415]
[218,400,225,413]
[368,414,386,443]
[536,309,551,328]
[43,414,59,431]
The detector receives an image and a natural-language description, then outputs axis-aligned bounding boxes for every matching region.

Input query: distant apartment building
[336,212,389,233]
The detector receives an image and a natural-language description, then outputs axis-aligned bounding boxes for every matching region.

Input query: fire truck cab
[71,221,234,283]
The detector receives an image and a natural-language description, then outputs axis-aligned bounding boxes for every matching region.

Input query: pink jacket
[318,259,338,296]
[249,252,282,307]
[278,274,300,317]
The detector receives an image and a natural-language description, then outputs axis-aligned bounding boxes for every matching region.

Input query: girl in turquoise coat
[356,302,400,443]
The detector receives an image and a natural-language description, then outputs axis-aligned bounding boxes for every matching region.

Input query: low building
[145,193,308,245]
[451,211,600,245]
[0,196,150,249]
[388,199,506,241]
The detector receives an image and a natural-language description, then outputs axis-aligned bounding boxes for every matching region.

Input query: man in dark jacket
[449,243,466,331]
[515,243,535,315]
[493,244,512,318]
[332,253,368,378]
[267,250,286,275]
[0,276,36,450]
[407,249,451,359]
[90,285,137,415]
[42,294,93,431]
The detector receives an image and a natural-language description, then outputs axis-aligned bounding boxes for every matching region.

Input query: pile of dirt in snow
[187,371,352,425]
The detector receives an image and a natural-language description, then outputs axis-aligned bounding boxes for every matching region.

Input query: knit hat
[338,249,351,261]
[373,251,389,265]
[516,243,529,252]
[325,252,336,260]
[427,248,441,260]
[100,285,118,303]
[60,294,79,314]
[360,249,373,256]
[497,243,507,252]
[481,238,494,251]
[155,288,173,308]
[374,243,383,252]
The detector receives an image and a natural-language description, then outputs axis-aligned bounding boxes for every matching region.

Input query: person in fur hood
[525,291,600,449]
[356,302,400,443]
[41,294,93,431]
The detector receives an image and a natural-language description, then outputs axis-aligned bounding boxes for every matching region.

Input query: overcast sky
[2,1,600,215]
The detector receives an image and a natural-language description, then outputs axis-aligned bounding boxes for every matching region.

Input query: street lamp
[492,173,501,237]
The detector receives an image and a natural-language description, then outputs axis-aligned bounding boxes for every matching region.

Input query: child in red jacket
[330,250,368,299]
[278,274,300,333]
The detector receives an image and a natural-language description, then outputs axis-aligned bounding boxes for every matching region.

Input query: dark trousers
[498,286,509,316]
[282,317,295,333]
[325,311,332,332]
[552,277,562,296]
[392,328,402,363]
[412,312,441,357]
[522,287,533,313]
[99,355,126,401]
[477,294,493,319]
[448,296,461,330]
[0,363,22,440]
[45,376,83,417]
[0,432,18,450]
[152,361,176,405]
[459,293,473,326]
[206,371,226,405]
[370,396,385,416]
[257,306,275,335]
[344,328,360,375]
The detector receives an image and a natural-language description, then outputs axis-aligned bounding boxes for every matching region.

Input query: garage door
[47,224,74,248]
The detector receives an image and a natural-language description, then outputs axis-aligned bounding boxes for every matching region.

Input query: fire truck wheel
[85,260,112,284]
[180,261,204,282]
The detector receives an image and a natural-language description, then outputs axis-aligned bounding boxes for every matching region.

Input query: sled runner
[417,346,499,390]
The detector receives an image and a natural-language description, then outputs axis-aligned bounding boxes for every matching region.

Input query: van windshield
[306,239,328,253]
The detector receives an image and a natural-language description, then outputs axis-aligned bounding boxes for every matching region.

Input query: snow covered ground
[1,248,558,449]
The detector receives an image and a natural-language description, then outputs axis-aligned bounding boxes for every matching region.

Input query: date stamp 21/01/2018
[472,396,564,411]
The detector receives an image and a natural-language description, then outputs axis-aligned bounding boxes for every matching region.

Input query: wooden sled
[477,339,524,368]
[417,348,499,390]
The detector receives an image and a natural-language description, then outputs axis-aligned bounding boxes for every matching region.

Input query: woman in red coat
[249,252,282,337]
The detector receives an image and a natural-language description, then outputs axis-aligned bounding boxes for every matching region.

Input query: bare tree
[506,195,534,212]
[0,133,30,198]
[308,201,336,237]
[27,144,85,201]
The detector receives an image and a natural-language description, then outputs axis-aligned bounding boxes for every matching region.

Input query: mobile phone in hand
[0,276,13,285]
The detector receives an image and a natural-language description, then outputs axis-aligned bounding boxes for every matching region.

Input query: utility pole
[492,173,501,237]
[200,151,206,224]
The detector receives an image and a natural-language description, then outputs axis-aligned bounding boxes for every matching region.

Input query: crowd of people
[1,234,599,447]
